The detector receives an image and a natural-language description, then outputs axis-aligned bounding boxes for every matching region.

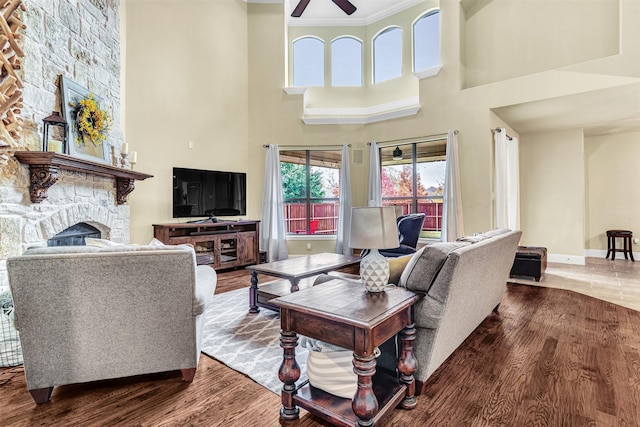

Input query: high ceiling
[250,0,640,137]
[285,0,424,26]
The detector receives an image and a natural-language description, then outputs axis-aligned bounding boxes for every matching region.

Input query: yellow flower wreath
[71,93,112,146]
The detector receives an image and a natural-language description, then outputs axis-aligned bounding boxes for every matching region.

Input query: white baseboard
[547,254,585,265]
[547,250,637,265]
[585,248,638,260]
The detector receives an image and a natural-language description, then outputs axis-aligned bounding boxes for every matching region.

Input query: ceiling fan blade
[291,0,311,17]
[331,0,357,15]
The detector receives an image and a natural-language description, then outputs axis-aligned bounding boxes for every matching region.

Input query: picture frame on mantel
[59,76,110,164]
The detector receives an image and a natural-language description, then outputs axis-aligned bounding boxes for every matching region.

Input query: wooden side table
[246,253,360,313]
[273,279,421,427]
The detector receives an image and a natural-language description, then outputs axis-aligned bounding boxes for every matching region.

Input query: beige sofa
[379,228,522,392]
[7,243,217,403]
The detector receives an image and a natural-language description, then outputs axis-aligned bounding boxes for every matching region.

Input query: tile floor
[509,257,640,312]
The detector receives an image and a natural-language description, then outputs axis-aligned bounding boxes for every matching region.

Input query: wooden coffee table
[273,278,420,427]
[246,253,360,313]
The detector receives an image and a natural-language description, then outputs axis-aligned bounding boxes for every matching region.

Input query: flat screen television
[172,167,247,218]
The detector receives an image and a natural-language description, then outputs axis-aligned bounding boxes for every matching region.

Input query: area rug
[200,287,308,394]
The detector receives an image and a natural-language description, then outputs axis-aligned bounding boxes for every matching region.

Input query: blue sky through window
[374,27,402,83]
[293,37,324,87]
[414,11,440,72]
[332,37,362,86]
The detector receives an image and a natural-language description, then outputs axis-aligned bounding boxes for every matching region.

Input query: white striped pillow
[306,349,357,399]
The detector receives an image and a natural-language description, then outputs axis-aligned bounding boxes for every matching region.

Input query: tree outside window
[380,140,446,239]
[280,150,341,235]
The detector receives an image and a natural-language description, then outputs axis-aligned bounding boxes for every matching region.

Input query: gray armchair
[7,243,216,403]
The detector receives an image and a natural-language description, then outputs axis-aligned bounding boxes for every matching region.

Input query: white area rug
[200,287,308,394]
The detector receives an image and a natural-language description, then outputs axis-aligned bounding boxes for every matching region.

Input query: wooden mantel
[14,151,153,205]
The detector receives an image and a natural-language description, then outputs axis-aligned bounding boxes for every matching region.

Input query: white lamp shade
[349,206,399,249]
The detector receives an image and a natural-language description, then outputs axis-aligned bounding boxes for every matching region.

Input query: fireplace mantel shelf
[14,151,153,205]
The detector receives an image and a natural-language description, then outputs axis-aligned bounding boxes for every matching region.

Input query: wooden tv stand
[153,220,260,270]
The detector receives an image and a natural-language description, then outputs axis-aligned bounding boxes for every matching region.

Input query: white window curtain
[494,128,520,230]
[260,145,288,262]
[367,141,382,206]
[335,145,352,256]
[441,130,464,241]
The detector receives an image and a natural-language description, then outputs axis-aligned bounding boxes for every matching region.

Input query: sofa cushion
[399,242,469,293]
[478,228,510,239]
[455,234,483,244]
[456,228,510,244]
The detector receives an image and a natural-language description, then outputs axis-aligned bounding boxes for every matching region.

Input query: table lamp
[349,206,400,292]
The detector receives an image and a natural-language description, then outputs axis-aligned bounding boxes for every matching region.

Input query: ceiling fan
[291,0,357,18]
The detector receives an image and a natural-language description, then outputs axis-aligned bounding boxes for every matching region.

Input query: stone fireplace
[0,0,126,293]
[0,173,130,292]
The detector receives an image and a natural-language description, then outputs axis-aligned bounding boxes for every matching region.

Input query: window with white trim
[280,149,342,236]
[373,27,403,83]
[293,37,325,87]
[413,10,440,72]
[379,139,447,239]
[331,36,363,87]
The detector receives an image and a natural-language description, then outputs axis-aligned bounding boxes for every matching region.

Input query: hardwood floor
[1,259,639,426]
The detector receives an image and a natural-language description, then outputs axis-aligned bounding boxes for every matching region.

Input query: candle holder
[129,151,137,170]
[120,152,128,168]
[110,145,119,167]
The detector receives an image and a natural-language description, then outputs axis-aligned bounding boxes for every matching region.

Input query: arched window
[373,27,403,84]
[293,37,325,87]
[331,36,362,87]
[413,10,440,72]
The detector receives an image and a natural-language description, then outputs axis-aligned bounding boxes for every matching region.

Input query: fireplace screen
[47,222,101,246]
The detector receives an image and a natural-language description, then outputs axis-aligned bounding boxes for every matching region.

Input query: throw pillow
[306,350,357,399]
[388,254,413,285]
[399,242,469,293]
[148,238,165,247]
[85,238,122,247]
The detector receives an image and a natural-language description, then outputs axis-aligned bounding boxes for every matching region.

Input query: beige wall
[126,0,249,244]
[519,129,586,260]
[585,131,640,252]
[125,0,640,258]
[463,0,619,87]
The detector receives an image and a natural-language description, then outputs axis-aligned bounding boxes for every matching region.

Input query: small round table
[606,230,634,261]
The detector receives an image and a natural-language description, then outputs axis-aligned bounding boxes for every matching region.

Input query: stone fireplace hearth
[0,169,130,292]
